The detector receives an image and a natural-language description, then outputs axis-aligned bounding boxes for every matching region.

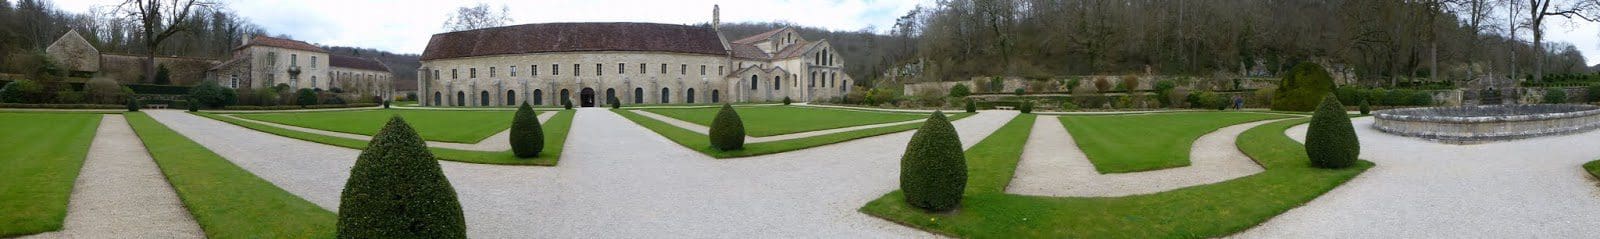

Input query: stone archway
[456,91,465,106]
[686,88,696,104]
[606,88,617,105]
[506,90,516,105]
[580,88,596,107]
[634,87,644,104]
[479,91,490,106]
[433,91,441,106]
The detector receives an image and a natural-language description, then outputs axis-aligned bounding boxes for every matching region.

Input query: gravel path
[629,109,935,143]
[1234,117,1600,238]
[1006,116,1275,197]
[23,115,203,238]
[218,112,553,151]
[147,109,1018,238]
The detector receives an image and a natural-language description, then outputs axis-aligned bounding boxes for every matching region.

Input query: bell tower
[713,5,721,30]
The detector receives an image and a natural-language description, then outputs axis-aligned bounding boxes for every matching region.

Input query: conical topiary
[964,99,976,113]
[609,95,621,109]
[126,97,139,112]
[1306,94,1359,169]
[900,111,966,212]
[510,102,544,158]
[337,116,466,238]
[708,103,745,151]
[562,98,573,110]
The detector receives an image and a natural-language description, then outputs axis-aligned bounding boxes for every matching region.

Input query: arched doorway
[479,91,489,106]
[634,87,644,104]
[506,90,516,105]
[686,88,696,104]
[580,88,596,107]
[712,90,720,103]
[456,91,465,106]
[433,91,441,106]
[533,89,543,105]
[605,88,616,105]
[660,88,670,103]
[560,89,570,105]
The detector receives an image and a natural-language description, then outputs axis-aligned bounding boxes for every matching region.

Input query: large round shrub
[84,77,124,104]
[337,116,467,238]
[949,83,971,98]
[900,111,966,212]
[708,103,745,151]
[1306,95,1359,169]
[296,88,317,107]
[189,80,230,108]
[510,103,545,158]
[1271,62,1338,111]
[0,79,43,103]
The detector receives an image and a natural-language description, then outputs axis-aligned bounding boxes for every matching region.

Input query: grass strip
[194,110,573,166]
[614,109,971,158]
[0,113,101,237]
[860,118,1372,238]
[232,109,516,143]
[1061,112,1291,173]
[125,112,336,238]
[639,105,928,137]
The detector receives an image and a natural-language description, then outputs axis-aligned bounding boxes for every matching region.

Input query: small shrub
[383,100,391,109]
[1013,88,1025,96]
[1544,88,1568,104]
[949,83,971,98]
[1060,101,1079,111]
[296,88,317,107]
[1153,80,1177,107]
[187,96,199,112]
[900,112,966,212]
[1094,77,1113,93]
[964,99,976,113]
[709,104,745,151]
[1272,62,1337,111]
[783,96,792,105]
[562,98,572,110]
[609,96,621,109]
[1358,98,1371,115]
[153,64,171,85]
[337,116,467,238]
[126,96,139,112]
[510,103,544,158]
[1122,75,1141,93]
[1305,95,1359,169]
[1019,101,1034,113]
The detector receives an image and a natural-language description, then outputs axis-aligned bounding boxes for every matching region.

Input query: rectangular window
[680,64,687,75]
[719,66,724,75]
[452,69,458,79]
[639,63,646,74]
[619,63,625,74]
[291,54,298,66]
[511,66,517,77]
[660,64,667,74]
[552,64,559,75]
[433,70,439,80]
[266,52,277,66]
[700,65,706,75]
[574,64,581,76]
[596,63,603,76]
[532,65,538,76]
[310,56,317,68]
[470,68,477,78]
[490,67,496,77]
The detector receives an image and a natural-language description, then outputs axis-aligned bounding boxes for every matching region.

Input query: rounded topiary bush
[1019,101,1033,113]
[126,96,139,112]
[510,103,544,158]
[1358,98,1371,115]
[949,84,971,98]
[338,116,467,238]
[187,97,199,112]
[562,98,573,110]
[1306,94,1359,169]
[384,100,391,109]
[900,111,966,212]
[296,88,318,107]
[1272,62,1338,111]
[964,99,976,113]
[708,103,745,151]
[609,96,620,109]
[783,96,792,105]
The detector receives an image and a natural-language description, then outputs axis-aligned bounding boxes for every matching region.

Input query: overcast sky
[51,0,1600,64]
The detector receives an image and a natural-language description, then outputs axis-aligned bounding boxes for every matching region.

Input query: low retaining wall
[1373,104,1600,144]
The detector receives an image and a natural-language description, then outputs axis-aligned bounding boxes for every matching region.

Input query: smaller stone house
[209,35,392,99]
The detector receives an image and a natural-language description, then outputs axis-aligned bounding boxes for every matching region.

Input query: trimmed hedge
[125,84,192,95]
[190,81,231,108]
[337,116,467,238]
[221,103,379,111]
[1306,95,1359,169]
[510,103,544,158]
[0,103,125,109]
[708,104,745,151]
[1272,62,1337,111]
[899,111,966,212]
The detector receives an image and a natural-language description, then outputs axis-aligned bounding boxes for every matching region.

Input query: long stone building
[417,6,852,107]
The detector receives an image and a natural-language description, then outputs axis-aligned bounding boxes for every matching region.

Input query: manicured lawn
[197,110,573,166]
[0,113,101,237]
[860,117,1373,238]
[1584,160,1600,181]
[614,109,971,158]
[640,106,928,136]
[1060,112,1292,173]
[234,109,514,143]
[125,112,336,238]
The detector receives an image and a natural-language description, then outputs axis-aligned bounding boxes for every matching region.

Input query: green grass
[0,113,101,237]
[125,112,336,238]
[639,106,929,136]
[233,109,514,143]
[197,110,574,166]
[860,117,1373,238]
[1061,112,1291,173]
[1584,160,1600,181]
[614,109,971,158]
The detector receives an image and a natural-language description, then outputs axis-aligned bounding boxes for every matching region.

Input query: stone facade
[417,6,853,107]
[208,36,392,98]
[44,29,99,73]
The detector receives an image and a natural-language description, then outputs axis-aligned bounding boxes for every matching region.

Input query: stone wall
[904,75,1279,96]
[99,54,217,86]
[1374,105,1600,144]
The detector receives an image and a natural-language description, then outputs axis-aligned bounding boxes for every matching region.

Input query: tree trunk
[1534,26,1543,83]
[144,52,157,84]
[1430,41,1438,83]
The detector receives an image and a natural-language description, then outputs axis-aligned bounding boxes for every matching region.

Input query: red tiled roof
[421,22,727,61]
[329,55,389,72]
[731,27,787,44]
[238,35,327,53]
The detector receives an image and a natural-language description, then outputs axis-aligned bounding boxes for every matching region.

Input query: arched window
[606,88,616,104]
[686,88,696,104]
[634,87,644,104]
[506,90,516,105]
[480,91,489,106]
[433,91,441,106]
[774,76,781,90]
[660,88,671,103]
[712,90,720,103]
[750,75,759,90]
[533,89,543,105]
[560,89,570,103]
[456,91,465,106]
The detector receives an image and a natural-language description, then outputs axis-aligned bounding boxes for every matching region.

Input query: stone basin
[1372,104,1600,144]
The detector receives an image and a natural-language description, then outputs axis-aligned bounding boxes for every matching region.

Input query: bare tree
[117,0,212,84]
[442,3,512,32]
[1522,0,1600,82]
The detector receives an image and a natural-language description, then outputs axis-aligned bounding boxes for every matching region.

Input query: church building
[416,6,852,107]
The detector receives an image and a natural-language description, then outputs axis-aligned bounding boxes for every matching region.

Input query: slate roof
[239,35,327,53]
[731,27,787,44]
[328,55,389,72]
[421,22,727,61]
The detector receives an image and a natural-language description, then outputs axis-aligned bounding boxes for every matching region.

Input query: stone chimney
[240,34,251,47]
[713,5,720,30]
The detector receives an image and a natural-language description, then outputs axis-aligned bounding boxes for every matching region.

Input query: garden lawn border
[638,105,936,137]
[192,110,574,166]
[1059,112,1293,173]
[0,112,103,237]
[1585,160,1600,182]
[225,109,521,144]
[125,112,337,238]
[858,116,1373,238]
[613,108,972,158]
